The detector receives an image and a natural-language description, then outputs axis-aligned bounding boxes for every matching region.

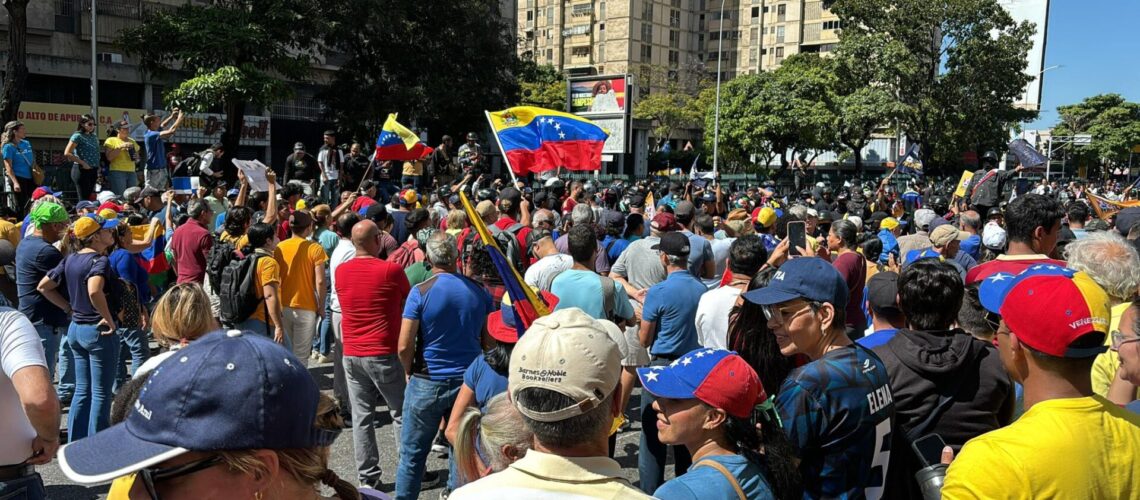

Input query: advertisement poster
[591,117,628,155]
[569,76,628,114]
[16,102,145,139]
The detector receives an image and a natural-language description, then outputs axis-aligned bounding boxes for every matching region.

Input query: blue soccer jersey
[776,344,895,499]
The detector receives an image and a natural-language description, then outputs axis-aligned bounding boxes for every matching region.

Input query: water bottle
[915,463,948,500]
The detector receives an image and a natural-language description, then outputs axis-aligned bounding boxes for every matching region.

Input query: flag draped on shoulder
[374,113,433,161]
[487,106,608,175]
[458,191,549,337]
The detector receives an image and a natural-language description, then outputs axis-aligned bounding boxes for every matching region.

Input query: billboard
[568,76,628,115]
[592,117,628,155]
[16,102,145,139]
[998,0,1050,110]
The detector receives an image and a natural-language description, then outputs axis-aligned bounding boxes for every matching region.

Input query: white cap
[983,221,1007,250]
[913,209,937,230]
[848,216,863,231]
[96,190,116,204]
[509,308,623,423]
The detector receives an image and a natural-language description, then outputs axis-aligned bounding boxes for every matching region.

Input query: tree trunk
[851,144,864,176]
[0,0,30,124]
[222,98,245,156]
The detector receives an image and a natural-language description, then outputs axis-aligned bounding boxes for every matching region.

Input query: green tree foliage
[633,86,703,144]
[118,0,326,153]
[1054,94,1140,170]
[322,0,518,143]
[832,34,906,174]
[517,60,566,111]
[832,0,1037,173]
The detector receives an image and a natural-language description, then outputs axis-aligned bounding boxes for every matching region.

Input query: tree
[633,86,703,145]
[322,0,518,143]
[117,0,328,154]
[517,60,566,111]
[0,0,29,124]
[833,33,906,174]
[833,0,1037,174]
[1054,94,1140,170]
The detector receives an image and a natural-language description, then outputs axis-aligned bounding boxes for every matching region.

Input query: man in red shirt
[965,194,1065,285]
[169,199,214,284]
[335,218,411,489]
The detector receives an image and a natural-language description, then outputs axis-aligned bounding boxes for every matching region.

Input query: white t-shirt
[318,147,343,181]
[695,285,743,350]
[329,239,356,313]
[524,253,573,292]
[0,308,47,465]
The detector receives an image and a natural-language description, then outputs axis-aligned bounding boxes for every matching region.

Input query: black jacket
[872,328,1015,500]
[966,167,1018,208]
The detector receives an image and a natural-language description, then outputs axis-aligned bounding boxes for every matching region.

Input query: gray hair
[788,204,809,220]
[186,199,211,218]
[515,388,613,448]
[570,204,595,226]
[960,211,981,232]
[1064,231,1140,300]
[453,393,532,482]
[425,232,458,268]
[532,209,555,227]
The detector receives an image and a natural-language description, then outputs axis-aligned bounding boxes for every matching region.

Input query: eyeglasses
[135,454,223,500]
[1110,330,1140,350]
[761,301,817,325]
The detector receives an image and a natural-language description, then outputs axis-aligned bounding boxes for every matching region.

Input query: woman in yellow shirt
[103,120,140,196]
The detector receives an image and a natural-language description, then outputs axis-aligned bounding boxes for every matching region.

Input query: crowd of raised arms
[3,115,1140,500]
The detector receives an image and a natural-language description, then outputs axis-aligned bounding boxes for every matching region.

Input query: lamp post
[711,0,725,176]
[90,0,98,119]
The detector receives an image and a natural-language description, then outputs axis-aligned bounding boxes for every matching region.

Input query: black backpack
[172,151,206,178]
[218,252,268,329]
[462,223,526,274]
[205,238,237,289]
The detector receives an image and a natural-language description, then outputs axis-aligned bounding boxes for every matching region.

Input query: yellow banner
[16,102,146,139]
[954,171,974,198]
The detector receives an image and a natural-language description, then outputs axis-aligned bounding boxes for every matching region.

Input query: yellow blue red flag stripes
[130,223,168,273]
[458,191,548,335]
[487,106,608,175]
[374,113,432,161]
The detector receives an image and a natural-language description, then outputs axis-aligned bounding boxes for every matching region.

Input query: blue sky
[1025,0,1140,129]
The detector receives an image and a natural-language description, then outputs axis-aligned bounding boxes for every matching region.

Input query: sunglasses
[135,454,223,499]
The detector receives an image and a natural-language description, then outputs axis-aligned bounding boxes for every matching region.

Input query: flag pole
[485,111,518,183]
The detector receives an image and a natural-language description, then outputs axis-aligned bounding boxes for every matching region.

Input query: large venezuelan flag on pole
[374,113,433,161]
[486,106,608,176]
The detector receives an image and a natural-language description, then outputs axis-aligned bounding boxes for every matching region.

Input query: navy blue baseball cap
[742,257,848,307]
[59,330,339,484]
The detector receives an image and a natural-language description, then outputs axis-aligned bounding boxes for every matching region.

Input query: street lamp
[90,0,98,119]
[711,0,725,175]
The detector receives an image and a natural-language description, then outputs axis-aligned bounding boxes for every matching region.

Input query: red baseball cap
[651,212,680,232]
[489,289,560,343]
[97,201,123,214]
[637,349,765,418]
[979,265,1110,358]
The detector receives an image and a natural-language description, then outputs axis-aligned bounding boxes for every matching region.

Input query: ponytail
[319,468,359,500]
[453,405,487,485]
[722,400,802,500]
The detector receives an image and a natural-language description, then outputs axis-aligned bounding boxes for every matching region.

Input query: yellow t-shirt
[0,219,19,276]
[1091,302,1137,399]
[103,136,140,172]
[218,230,249,253]
[942,396,1140,500]
[250,253,281,325]
[403,160,423,176]
[273,236,328,312]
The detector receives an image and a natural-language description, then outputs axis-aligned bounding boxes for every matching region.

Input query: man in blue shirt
[15,202,72,401]
[397,232,493,499]
[142,109,185,190]
[743,257,895,499]
[958,210,983,260]
[637,231,708,493]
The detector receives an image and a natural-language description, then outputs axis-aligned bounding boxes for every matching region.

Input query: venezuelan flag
[374,113,433,161]
[487,106,608,175]
[129,223,169,274]
[458,191,548,337]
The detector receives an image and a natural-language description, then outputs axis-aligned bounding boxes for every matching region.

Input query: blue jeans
[638,357,692,493]
[107,170,137,196]
[0,472,47,499]
[114,328,150,392]
[402,175,421,190]
[56,334,75,401]
[67,322,120,442]
[395,376,462,500]
[237,318,271,337]
[313,280,333,356]
[33,324,64,383]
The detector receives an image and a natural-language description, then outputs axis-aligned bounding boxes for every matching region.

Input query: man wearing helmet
[965,151,1024,218]
[457,132,484,191]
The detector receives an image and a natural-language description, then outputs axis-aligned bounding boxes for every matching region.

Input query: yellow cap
[881,217,901,231]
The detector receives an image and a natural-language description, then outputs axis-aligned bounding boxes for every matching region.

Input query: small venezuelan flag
[374,113,433,161]
[487,106,608,175]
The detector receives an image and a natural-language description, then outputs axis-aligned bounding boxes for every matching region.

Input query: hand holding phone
[787,221,807,257]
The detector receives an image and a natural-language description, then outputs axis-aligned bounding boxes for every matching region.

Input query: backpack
[206,238,238,289]
[172,151,206,178]
[387,239,424,269]
[218,252,268,329]
[460,223,526,274]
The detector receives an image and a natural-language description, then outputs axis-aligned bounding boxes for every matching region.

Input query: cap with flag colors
[979,265,1110,358]
[374,113,433,161]
[487,106,608,175]
[637,348,764,419]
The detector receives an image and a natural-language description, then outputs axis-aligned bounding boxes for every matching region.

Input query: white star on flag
[694,351,706,358]
[989,274,1010,282]
[645,372,660,382]
[553,122,561,130]
[1046,265,1057,270]
[651,366,666,371]
[558,131,566,139]
[681,357,692,366]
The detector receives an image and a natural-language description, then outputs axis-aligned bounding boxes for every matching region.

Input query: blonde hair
[151,283,217,347]
[446,209,468,231]
[217,394,358,500]
[454,393,533,485]
[311,204,332,227]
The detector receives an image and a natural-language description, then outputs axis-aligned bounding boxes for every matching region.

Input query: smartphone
[787,221,807,256]
[96,323,112,333]
[912,433,947,468]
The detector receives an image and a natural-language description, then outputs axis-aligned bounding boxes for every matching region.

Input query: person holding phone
[36,214,123,442]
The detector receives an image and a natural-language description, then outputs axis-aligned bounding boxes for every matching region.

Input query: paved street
[36,361,665,499]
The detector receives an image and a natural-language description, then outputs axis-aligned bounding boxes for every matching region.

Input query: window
[600,22,605,30]
[750,27,758,41]
[763,5,769,12]
[749,48,758,63]
[776,25,785,43]
[669,9,681,27]
[775,46,783,57]
[598,42,605,61]
[708,51,719,61]
[671,0,681,6]
[669,29,680,48]
[572,46,591,57]
[641,44,652,62]
[710,31,719,41]
[526,0,533,6]
[820,43,837,52]
[642,23,653,43]
[822,20,843,30]
[669,50,679,67]
[547,6,553,23]
[600,1,606,18]
[642,0,654,20]
[718,10,732,20]
[572,3,593,16]
[526,10,533,21]
[547,48,553,61]
[777,3,786,21]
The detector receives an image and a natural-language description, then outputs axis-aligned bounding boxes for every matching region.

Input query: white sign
[1075,134,1093,146]
[592,117,628,154]
[232,159,278,193]
[131,112,272,147]
[601,154,614,162]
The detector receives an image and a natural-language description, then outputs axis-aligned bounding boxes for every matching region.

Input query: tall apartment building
[517,0,842,95]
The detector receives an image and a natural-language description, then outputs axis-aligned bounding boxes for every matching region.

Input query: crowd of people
[3,113,1140,500]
